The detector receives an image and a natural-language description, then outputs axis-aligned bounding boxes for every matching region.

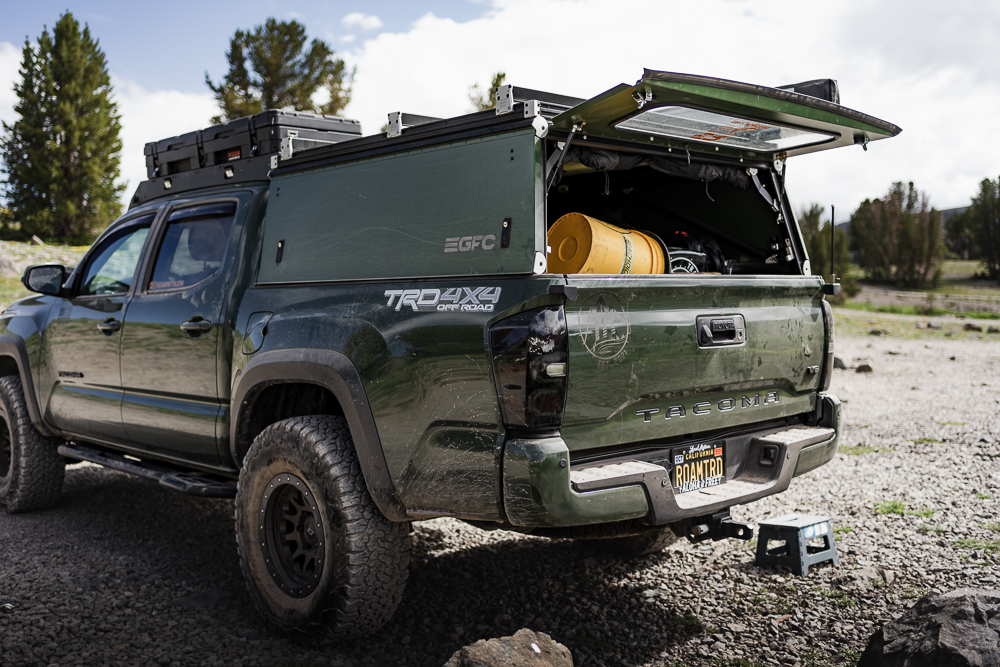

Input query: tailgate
[560,275,825,452]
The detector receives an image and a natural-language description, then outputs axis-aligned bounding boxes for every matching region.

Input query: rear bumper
[502,393,840,528]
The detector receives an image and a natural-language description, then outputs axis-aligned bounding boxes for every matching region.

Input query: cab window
[148,202,236,292]
[78,216,154,296]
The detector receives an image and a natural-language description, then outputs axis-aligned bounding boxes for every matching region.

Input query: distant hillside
[833,205,969,237]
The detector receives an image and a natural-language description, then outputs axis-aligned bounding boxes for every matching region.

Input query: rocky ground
[1,334,998,667]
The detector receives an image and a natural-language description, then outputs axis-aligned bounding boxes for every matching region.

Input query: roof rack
[130,110,362,208]
[131,85,589,208]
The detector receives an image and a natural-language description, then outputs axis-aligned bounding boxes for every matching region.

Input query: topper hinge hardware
[632,89,653,109]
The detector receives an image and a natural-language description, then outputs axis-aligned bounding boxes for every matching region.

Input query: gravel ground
[1,334,999,667]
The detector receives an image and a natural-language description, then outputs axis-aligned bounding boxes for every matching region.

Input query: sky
[1,0,999,222]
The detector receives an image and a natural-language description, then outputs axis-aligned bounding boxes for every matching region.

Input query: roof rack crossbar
[512,87,585,110]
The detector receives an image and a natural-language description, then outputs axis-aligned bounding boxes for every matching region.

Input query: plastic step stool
[755,514,839,576]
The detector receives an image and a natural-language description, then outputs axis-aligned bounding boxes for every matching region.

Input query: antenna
[830,205,836,287]
[822,205,841,296]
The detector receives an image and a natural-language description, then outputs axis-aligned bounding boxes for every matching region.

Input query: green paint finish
[260,130,542,284]
[236,276,563,519]
[503,437,649,527]
[560,276,825,452]
[552,70,900,160]
[793,394,841,477]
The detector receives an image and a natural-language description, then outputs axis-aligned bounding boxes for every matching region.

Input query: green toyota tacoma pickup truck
[0,70,898,637]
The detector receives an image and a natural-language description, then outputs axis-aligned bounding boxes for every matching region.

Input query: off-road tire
[582,525,680,558]
[235,415,410,638]
[0,375,65,513]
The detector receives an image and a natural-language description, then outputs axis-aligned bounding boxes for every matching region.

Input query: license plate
[672,441,725,493]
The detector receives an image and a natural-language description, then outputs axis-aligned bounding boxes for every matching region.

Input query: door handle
[180,319,212,334]
[97,318,121,334]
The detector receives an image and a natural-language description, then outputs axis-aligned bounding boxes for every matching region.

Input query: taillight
[490,306,568,431]
[819,299,834,392]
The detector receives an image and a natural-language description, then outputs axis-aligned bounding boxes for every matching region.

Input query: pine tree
[848,182,943,288]
[0,13,124,244]
[468,72,507,111]
[968,176,1000,280]
[797,203,857,301]
[206,18,353,123]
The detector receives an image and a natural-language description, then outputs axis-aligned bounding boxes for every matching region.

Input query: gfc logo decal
[444,235,497,252]
[384,287,502,312]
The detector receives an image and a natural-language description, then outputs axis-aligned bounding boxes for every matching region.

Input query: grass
[955,539,1000,552]
[874,500,935,518]
[976,492,993,500]
[909,437,943,445]
[875,500,906,515]
[838,301,1000,320]
[834,526,855,535]
[0,276,30,310]
[750,594,794,616]
[840,444,887,456]
[819,588,855,608]
[801,652,835,667]
[982,522,1000,532]
[937,421,966,426]
[918,524,947,534]
[833,311,1000,340]
[901,586,929,600]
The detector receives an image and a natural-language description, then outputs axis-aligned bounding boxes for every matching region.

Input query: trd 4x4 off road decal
[384,287,502,312]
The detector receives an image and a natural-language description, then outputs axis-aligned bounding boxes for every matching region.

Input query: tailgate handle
[696,315,746,348]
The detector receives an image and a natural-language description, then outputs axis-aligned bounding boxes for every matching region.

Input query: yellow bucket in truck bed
[547,213,665,274]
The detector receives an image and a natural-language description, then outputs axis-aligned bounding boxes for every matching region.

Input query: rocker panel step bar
[59,444,237,498]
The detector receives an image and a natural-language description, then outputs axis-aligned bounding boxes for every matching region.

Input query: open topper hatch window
[551,69,901,160]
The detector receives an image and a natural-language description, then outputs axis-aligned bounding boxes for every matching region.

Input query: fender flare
[231,348,408,522]
[0,334,58,437]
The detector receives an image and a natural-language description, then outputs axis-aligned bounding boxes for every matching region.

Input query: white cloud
[2,44,218,204]
[341,12,383,31]
[111,77,219,199]
[0,42,20,129]
[341,34,356,44]
[341,0,1000,215]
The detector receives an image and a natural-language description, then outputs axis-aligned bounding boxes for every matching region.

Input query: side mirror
[21,264,67,296]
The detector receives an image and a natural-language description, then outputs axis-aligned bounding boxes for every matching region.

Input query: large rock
[858,588,1000,667]
[444,629,573,667]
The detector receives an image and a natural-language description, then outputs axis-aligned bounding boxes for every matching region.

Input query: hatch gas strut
[545,123,581,192]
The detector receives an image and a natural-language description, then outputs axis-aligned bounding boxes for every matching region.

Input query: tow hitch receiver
[680,510,754,544]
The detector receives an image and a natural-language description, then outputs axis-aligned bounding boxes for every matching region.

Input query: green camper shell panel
[551,69,901,161]
[258,130,544,284]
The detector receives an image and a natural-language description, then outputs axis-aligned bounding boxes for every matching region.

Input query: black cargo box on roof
[143,109,362,178]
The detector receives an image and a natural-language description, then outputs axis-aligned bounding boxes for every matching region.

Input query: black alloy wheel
[235,415,411,637]
[259,473,325,598]
[0,415,11,484]
[0,376,64,513]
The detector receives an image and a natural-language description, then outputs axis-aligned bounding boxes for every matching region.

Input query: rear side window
[149,202,236,292]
